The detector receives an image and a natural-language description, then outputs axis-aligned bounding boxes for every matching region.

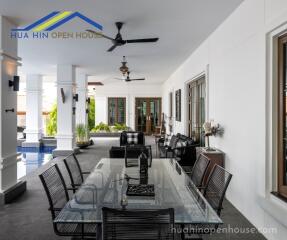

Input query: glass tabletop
[54,158,223,225]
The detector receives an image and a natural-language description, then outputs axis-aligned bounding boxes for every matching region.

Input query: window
[278,34,287,198]
[108,98,126,125]
[187,77,206,146]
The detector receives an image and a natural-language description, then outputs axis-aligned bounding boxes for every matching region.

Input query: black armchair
[120,131,145,146]
[158,133,199,167]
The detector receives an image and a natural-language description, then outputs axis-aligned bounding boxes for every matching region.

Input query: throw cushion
[174,140,184,156]
[127,133,139,144]
[164,135,172,146]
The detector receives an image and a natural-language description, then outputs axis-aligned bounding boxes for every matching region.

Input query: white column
[53,65,76,156]
[95,96,108,125]
[23,74,43,147]
[0,16,26,204]
[76,73,88,126]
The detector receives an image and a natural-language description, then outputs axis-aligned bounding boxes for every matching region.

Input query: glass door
[135,98,147,133]
[135,98,161,134]
[188,77,206,145]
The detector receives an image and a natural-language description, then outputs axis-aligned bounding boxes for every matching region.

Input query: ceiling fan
[87,22,159,52]
[115,71,145,82]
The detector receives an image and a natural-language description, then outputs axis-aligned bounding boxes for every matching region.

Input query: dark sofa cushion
[109,146,125,158]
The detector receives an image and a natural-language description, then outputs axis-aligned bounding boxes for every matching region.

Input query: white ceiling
[0,0,243,83]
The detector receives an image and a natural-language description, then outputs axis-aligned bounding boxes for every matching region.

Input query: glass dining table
[54,158,222,236]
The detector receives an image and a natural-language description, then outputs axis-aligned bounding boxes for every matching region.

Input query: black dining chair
[39,164,97,238]
[102,207,175,240]
[63,153,90,193]
[187,154,210,188]
[124,145,152,167]
[203,164,233,216]
[181,165,232,240]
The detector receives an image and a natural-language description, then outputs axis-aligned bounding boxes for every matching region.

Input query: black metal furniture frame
[39,164,97,239]
[203,164,233,216]
[188,154,211,188]
[63,153,90,193]
[102,207,175,240]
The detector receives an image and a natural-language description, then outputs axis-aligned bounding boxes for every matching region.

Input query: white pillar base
[0,153,18,192]
[22,129,43,147]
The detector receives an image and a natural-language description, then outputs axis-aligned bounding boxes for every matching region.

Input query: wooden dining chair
[63,153,90,193]
[39,164,97,238]
[102,207,175,240]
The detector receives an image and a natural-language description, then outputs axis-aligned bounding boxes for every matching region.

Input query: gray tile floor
[0,137,266,240]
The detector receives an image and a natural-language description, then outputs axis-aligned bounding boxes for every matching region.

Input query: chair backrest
[124,145,152,167]
[63,154,84,190]
[203,165,233,216]
[39,164,69,220]
[102,207,174,240]
[189,154,210,188]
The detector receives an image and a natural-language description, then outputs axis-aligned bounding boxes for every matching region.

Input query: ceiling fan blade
[86,29,114,41]
[107,44,118,52]
[130,78,145,81]
[126,38,159,43]
[114,78,125,80]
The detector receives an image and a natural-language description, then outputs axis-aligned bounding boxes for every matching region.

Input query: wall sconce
[86,108,89,114]
[9,76,20,91]
[86,97,90,104]
[5,108,15,113]
[72,107,76,115]
[61,88,65,103]
[73,94,79,102]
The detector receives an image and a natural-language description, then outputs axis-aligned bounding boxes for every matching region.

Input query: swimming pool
[17,146,56,179]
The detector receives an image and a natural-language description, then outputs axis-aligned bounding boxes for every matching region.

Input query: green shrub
[91,122,111,133]
[46,104,57,136]
[88,97,95,131]
[112,123,128,132]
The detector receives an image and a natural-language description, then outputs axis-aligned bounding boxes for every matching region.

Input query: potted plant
[76,124,90,149]
[202,120,222,151]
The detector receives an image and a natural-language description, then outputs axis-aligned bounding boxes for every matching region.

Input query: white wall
[94,82,162,130]
[0,16,19,192]
[162,0,287,239]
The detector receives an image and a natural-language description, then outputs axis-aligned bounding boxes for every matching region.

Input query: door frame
[135,97,162,135]
[184,65,209,136]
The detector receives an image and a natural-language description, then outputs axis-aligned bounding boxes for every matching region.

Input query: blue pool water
[17,146,56,179]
